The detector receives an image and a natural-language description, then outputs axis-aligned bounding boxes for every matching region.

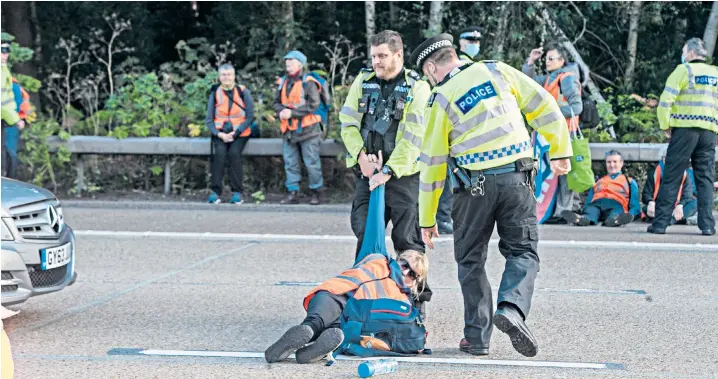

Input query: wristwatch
[381,165,393,176]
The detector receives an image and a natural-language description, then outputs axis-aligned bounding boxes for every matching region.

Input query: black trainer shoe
[561,210,590,226]
[264,325,314,363]
[493,305,538,357]
[603,212,634,227]
[459,338,489,356]
[702,228,716,236]
[647,225,666,234]
[295,328,344,364]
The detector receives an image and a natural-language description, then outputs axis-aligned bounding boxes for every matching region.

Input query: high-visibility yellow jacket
[657,61,718,133]
[1,64,20,125]
[418,61,572,227]
[339,69,431,178]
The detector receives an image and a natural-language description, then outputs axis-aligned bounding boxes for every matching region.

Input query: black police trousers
[210,136,249,195]
[350,172,432,303]
[452,171,539,347]
[653,127,716,231]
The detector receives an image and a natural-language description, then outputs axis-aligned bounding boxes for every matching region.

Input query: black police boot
[281,191,299,204]
[647,225,666,234]
[493,303,538,357]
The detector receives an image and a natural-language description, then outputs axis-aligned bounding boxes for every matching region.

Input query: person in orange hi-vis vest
[205,63,255,205]
[273,50,324,205]
[642,147,697,225]
[562,150,641,227]
[523,42,584,223]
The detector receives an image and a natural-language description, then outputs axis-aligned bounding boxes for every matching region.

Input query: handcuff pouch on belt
[447,157,537,197]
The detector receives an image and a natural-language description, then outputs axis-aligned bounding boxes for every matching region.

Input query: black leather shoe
[561,210,590,226]
[281,191,299,204]
[604,213,634,227]
[309,190,321,205]
[493,305,538,357]
[647,225,666,234]
[459,338,489,356]
[437,221,454,234]
[702,228,716,236]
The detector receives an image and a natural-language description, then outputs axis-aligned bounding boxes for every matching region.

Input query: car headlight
[1,219,14,241]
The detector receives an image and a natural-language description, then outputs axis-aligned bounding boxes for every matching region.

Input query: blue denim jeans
[282,134,323,192]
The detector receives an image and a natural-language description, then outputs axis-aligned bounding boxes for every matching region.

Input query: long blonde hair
[397,250,428,296]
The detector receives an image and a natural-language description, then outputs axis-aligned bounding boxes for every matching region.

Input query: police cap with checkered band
[458,26,482,41]
[409,33,454,71]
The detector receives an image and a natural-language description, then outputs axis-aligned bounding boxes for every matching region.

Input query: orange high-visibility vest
[11,77,31,120]
[592,174,631,212]
[303,254,410,310]
[653,165,686,206]
[213,85,250,137]
[544,72,579,130]
[279,75,322,134]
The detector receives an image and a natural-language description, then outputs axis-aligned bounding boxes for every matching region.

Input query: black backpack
[575,69,601,129]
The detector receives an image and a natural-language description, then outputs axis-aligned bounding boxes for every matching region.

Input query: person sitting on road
[265,183,429,364]
[562,150,640,227]
[642,147,697,225]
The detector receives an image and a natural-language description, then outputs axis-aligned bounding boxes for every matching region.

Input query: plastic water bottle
[357,358,398,378]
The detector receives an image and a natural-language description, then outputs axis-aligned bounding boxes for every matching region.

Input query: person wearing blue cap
[274,50,325,205]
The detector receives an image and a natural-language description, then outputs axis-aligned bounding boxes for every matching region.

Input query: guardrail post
[76,154,85,197]
[164,156,171,195]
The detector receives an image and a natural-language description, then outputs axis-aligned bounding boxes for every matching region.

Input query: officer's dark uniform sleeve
[642,169,656,205]
[234,88,255,138]
[290,81,320,118]
[206,90,218,136]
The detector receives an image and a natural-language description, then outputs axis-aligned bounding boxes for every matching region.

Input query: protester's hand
[550,158,571,176]
[17,120,25,130]
[528,47,543,65]
[369,172,391,191]
[673,204,684,221]
[358,151,381,178]
[647,201,656,218]
[279,109,292,120]
[218,132,233,143]
[421,225,439,250]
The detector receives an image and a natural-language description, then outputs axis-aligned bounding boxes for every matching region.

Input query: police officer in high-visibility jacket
[456,26,482,64]
[1,39,23,179]
[410,34,572,357]
[339,30,431,259]
[649,37,717,236]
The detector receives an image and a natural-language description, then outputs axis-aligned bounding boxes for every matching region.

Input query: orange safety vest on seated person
[11,77,32,120]
[592,174,631,212]
[653,165,686,206]
[279,75,322,134]
[213,85,251,137]
[544,72,579,130]
[303,253,410,311]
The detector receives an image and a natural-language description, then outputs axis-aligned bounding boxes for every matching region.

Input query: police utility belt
[447,157,536,196]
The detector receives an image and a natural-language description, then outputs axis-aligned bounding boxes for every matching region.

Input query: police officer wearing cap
[457,26,482,63]
[411,34,573,357]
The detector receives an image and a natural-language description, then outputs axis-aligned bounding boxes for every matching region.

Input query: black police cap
[409,33,454,71]
[458,26,482,41]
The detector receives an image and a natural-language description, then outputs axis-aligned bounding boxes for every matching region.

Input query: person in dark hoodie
[522,42,583,223]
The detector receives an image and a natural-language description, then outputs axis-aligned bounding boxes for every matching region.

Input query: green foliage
[18,119,72,190]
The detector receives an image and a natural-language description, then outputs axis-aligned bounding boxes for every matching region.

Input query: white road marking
[138,349,615,369]
[74,230,718,251]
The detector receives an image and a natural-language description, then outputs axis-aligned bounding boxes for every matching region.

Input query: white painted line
[138,349,614,369]
[74,230,718,251]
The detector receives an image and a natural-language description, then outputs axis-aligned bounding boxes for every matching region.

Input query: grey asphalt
[3,201,717,379]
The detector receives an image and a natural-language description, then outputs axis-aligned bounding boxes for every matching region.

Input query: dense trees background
[2,1,717,197]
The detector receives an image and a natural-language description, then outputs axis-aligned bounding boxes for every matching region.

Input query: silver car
[1,178,77,306]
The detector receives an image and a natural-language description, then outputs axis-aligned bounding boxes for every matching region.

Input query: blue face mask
[464,44,480,58]
[681,55,686,64]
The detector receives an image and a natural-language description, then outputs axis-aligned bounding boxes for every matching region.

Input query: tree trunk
[2,2,37,78]
[390,2,398,28]
[533,1,616,138]
[703,1,718,57]
[281,1,294,52]
[427,1,444,37]
[365,1,376,63]
[494,2,509,59]
[624,1,642,90]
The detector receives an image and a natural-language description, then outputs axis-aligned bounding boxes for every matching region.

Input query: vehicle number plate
[41,243,71,270]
